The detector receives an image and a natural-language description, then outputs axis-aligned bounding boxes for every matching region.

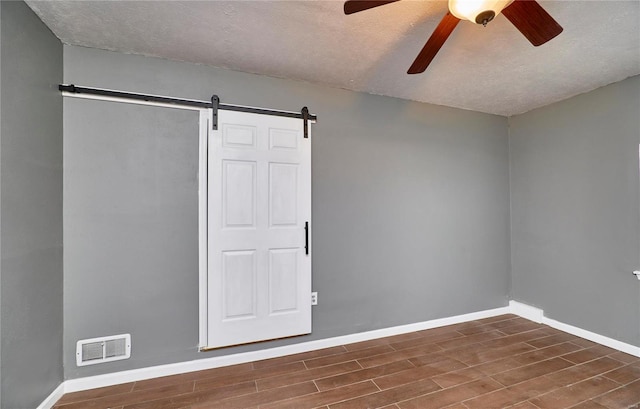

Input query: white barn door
[207,109,311,348]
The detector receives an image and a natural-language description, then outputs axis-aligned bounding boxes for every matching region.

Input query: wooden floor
[53,315,640,409]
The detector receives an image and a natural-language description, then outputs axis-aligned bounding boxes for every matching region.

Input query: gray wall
[63,45,511,378]
[510,75,640,346]
[1,2,63,408]
[0,3,3,404]
[64,99,201,378]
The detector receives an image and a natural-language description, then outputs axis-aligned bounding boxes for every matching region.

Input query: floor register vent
[76,334,131,366]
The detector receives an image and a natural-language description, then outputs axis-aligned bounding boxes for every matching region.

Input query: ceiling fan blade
[407,12,460,74]
[344,0,400,15]
[502,0,563,46]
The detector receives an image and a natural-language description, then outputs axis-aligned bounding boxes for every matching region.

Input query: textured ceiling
[26,0,640,116]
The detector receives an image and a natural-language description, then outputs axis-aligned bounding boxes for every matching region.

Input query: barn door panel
[207,110,311,348]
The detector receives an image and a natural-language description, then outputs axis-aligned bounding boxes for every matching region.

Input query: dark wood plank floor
[53,315,640,409]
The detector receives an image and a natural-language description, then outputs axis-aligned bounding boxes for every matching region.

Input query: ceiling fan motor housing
[475,10,495,25]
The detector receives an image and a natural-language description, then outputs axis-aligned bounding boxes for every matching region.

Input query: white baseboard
[40,301,640,407]
[63,306,509,393]
[36,383,65,409]
[509,300,640,358]
[509,300,544,323]
[543,317,640,357]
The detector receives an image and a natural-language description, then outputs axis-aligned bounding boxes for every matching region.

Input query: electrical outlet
[311,292,318,305]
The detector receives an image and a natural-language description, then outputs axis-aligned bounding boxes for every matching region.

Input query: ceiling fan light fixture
[448,0,513,25]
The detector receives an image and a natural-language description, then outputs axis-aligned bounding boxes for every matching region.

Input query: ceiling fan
[344,0,563,74]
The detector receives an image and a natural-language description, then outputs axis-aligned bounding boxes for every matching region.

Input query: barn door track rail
[59,84,316,137]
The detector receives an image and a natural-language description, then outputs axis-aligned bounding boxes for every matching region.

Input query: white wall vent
[76,334,131,366]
